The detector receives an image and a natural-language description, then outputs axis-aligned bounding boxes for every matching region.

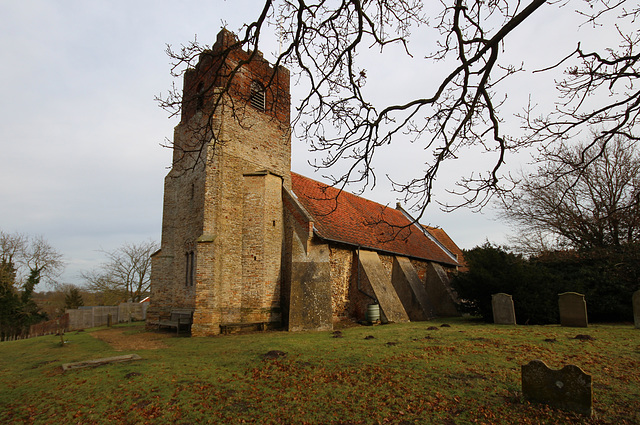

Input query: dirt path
[91,327,170,351]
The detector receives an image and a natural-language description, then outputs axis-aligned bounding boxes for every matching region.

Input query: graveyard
[0,318,638,424]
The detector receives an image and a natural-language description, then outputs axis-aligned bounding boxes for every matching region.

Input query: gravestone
[492,293,516,325]
[522,359,592,416]
[634,290,640,329]
[558,292,588,327]
[62,354,142,372]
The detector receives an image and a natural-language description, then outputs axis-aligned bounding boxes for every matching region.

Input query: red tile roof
[291,172,459,266]
[424,226,467,271]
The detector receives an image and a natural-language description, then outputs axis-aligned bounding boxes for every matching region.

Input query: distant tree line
[1,229,158,339]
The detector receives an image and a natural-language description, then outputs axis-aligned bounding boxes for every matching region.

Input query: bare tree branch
[157,0,637,224]
[0,230,64,287]
[83,240,158,303]
[500,136,640,251]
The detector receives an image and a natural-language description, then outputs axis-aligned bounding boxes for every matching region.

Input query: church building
[147,29,463,336]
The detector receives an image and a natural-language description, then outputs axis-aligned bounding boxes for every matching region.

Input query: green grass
[0,319,638,424]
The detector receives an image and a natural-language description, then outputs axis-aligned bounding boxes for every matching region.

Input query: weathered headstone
[522,359,592,416]
[492,293,516,325]
[558,292,588,327]
[633,290,640,329]
[62,354,142,371]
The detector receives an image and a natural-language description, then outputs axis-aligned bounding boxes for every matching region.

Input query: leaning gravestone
[634,290,640,329]
[522,359,592,416]
[558,292,588,327]
[492,293,516,325]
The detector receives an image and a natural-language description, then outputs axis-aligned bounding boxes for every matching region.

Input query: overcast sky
[0,1,621,289]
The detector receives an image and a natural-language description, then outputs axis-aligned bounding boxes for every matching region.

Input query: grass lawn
[0,318,638,424]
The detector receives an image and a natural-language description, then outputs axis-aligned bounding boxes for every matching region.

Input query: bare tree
[500,137,640,252]
[0,231,63,337]
[157,0,638,219]
[0,230,64,287]
[521,2,640,174]
[83,240,159,303]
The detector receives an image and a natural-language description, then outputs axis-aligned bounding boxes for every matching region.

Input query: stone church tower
[148,29,291,336]
[149,29,464,337]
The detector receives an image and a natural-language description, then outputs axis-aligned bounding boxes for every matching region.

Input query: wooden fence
[0,314,69,342]
[66,303,148,331]
[29,314,70,337]
[1,302,148,342]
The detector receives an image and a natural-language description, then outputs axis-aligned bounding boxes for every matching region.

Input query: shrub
[452,243,639,324]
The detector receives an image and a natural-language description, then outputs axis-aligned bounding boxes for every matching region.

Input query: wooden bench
[153,309,193,335]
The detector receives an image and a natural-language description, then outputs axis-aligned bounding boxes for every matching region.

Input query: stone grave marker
[558,292,588,327]
[62,354,142,371]
[522,359,592,416]
[492,293,516,325]
[634,290,640,329]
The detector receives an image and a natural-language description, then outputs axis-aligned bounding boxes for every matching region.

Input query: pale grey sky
[0,1,622,288]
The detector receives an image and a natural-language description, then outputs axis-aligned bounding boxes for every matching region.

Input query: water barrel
[366,304,380,322]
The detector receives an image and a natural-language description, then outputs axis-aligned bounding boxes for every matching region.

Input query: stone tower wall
[150,29,291,336]
[191,102,290,335]
[148,124,210,322]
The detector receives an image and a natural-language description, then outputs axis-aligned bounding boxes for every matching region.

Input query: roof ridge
[291,172,398,213]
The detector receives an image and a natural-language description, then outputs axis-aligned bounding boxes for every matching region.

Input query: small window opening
[250,81,265,111]
[185,251,195,286]
[196,82,205,111]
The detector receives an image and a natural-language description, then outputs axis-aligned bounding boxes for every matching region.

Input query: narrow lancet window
[196,82,205,111]
[185,251,195,286]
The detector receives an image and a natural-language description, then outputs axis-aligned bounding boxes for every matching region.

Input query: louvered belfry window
[250,81,266,111]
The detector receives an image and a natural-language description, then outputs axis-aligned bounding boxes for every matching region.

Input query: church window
[196,82,205,111]
[185,251,195,286]
[249,81,265,111]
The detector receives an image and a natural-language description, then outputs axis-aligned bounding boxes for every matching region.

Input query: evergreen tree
[18,268,48,333]
[452,243,639,324]
[0,259,20,339]
[0,262,49,339]
[64,287,84,310]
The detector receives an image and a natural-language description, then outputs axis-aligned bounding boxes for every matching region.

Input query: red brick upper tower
[181,29,290,126]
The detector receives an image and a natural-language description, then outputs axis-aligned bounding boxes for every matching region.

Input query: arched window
[185,251,195,286]
[249,81,265,111]
[196,81,205,111]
